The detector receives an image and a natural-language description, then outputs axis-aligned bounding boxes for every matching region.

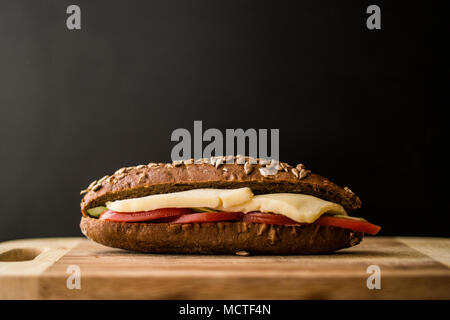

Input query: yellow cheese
[106,188,254,213]
[217,193,347,223]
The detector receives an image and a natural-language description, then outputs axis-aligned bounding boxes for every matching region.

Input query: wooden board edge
[0,238,82,299]
[396,237,450,268]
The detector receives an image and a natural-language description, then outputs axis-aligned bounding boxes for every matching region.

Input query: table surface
[0,236,449,299]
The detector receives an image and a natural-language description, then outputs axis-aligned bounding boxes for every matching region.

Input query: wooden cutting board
[0,237,449,299]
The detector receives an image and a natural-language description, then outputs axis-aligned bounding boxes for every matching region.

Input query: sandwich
[79,156,380,254]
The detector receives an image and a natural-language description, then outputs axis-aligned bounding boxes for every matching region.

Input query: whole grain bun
[80,217,363,254]
[80,157,361,216]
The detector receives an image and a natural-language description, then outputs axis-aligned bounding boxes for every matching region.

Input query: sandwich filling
[86,188,380,235]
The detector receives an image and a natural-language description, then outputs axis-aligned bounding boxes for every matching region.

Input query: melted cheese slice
[106,188,254,212]
[218,193,346,223]
[105,188,346,223]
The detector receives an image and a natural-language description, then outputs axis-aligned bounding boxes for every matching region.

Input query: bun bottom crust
[80,217,363,254]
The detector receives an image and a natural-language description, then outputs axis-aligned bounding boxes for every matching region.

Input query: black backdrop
[0,0,448,241]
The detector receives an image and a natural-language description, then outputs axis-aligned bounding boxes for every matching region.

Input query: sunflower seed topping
[291,168,299,178]
[344,186,354,194]
[236,154,245,164]
[215,157,224,168]
[91,184,101,192]
[98,175,109,184]
[247,156,257,164]
[116,173,126,180]
[136,165,146,169]
[87,180,97,190]
[299,169,310,179]
[244,162,254,174]
[172,160,183,166]
[259,167,274,177]
[183,159,194,165]
[115,167,127,175]
[281,164,290,172]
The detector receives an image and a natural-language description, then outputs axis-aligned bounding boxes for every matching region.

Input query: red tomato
[315,216,381,235]
[99,207,380,235]
[99,208,193,222]
[168,211,244,224]
[242,212,301,225]
[242,212,380,235]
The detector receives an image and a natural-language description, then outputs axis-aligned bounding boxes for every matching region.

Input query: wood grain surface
[0,237,449,299]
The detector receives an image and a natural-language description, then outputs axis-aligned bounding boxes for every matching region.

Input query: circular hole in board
[0,248,44,262]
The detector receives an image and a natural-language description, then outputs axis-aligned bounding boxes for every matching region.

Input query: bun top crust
[80,157,361,216]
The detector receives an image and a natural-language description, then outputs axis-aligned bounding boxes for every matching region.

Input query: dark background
[0,0,448,241]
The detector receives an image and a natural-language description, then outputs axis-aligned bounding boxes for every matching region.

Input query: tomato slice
[99,208,193,222]
[98,207,380,235]
[168,211,244,224]
[242,212,380,235]
[242,212,301,225]
[315,216,381,235]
